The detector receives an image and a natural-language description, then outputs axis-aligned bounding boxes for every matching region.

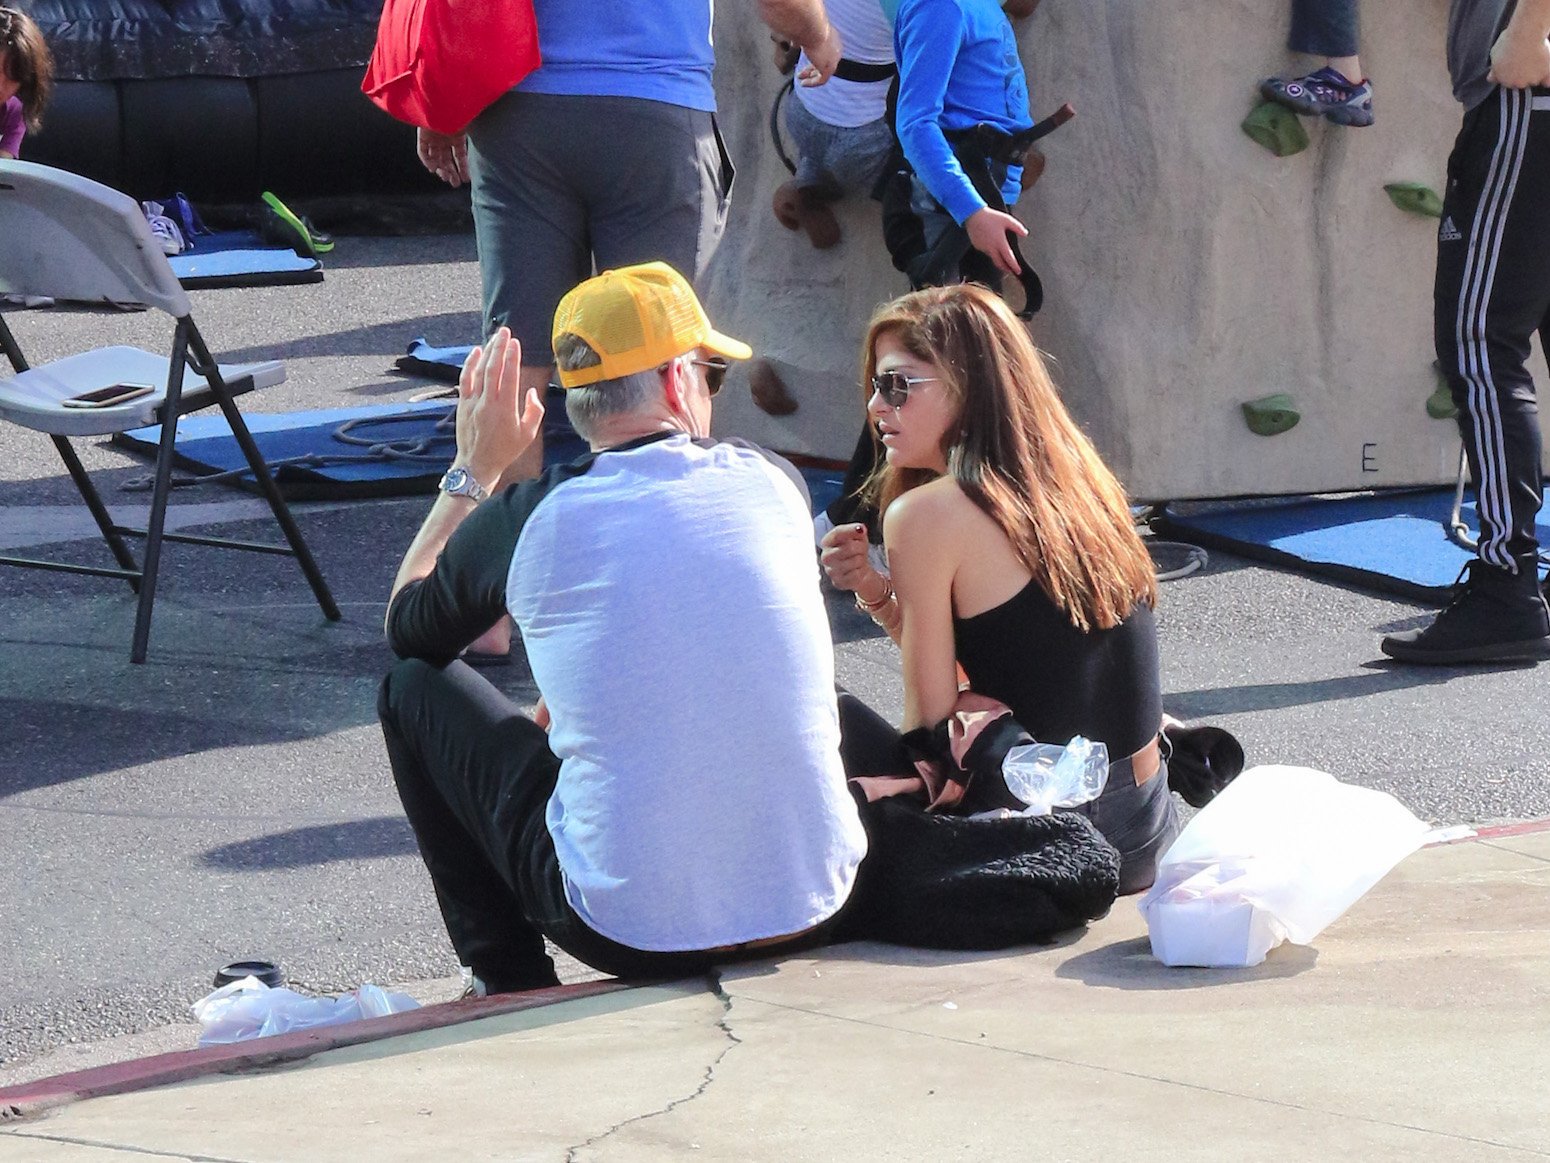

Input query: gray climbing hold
[1241,393,1301,436]
[1384,181,1444,219]
[1241,101,1308,158]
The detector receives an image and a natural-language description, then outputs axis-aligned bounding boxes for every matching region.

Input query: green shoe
[260,191,334,257]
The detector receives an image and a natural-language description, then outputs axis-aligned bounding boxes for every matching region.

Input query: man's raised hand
[454,328,545,492]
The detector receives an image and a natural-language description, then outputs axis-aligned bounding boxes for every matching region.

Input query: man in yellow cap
[380,262,868,993]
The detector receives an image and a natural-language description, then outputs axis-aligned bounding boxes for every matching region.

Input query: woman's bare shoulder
[885,475,978,528]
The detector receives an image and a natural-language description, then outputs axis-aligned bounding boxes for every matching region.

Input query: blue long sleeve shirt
[894,0,1033,223]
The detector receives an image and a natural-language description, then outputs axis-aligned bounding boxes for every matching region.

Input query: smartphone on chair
[60,383,156,409]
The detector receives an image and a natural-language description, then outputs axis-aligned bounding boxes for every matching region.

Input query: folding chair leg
[183,323,341,623]
[129,331,190,663]
[51,434,141,589]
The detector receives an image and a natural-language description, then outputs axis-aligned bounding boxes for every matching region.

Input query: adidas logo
[1439,215,1462,242]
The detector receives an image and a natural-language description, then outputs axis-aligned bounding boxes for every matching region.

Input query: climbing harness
[881,103,1074,319]
[769,57,901,177]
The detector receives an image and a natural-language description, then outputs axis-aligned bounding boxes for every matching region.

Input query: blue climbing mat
[113,395,587,501]
[396,338,474,383]
[1154,488,1550,603]
[166,230,323,290]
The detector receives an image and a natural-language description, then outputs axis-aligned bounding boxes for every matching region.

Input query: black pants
[379,659,840,992]
[836,694,1176,896]
[1434,85,1550,578]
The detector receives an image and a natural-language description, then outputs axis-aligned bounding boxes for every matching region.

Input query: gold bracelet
[855,581,895,612]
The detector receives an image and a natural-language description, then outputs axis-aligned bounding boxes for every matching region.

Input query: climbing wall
[703,0,1548,500]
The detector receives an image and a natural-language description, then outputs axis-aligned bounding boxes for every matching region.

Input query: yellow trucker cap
[551,262,752,389]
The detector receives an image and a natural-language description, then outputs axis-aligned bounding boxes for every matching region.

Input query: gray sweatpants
[465,91,735,364]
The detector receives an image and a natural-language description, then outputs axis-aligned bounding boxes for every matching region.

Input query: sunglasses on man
[690,357,729,397]
[870,370,940,409]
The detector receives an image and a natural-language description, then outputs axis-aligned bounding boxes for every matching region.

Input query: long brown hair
[861,284,1156,631]
[0,6,53,133]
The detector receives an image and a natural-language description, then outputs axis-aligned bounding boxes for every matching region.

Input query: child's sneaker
[141,201,186,256]
[1259,67,1374,127]
[161,192,210,243]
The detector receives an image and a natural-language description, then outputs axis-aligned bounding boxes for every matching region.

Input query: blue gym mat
[167,230,323,290]
[113,396,845,511]
[113,396,587,501]
[396,338,474,383]
[1154,488,1550,603]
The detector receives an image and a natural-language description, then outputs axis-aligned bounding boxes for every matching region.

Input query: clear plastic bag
[191,976,421,1046]
[1000,734,1109,815]
[1137,765,1431,967]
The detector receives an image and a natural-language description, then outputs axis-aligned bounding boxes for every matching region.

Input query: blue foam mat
[1154,488,1550,602]
[395,338,475,383]
[115,397,586,501]
[167,230,322,289]
[115,398,845,511]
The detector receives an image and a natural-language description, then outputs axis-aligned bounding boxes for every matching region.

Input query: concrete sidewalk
[3,825,1546,1162]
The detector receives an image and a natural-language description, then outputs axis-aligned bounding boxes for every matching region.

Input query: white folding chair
[0,160,340,662]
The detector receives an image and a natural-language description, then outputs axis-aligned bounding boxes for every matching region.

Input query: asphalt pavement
[1,234,1546,1086]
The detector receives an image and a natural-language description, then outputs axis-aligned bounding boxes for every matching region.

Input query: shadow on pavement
[199,816,418,870]
[1056,935,1318,989]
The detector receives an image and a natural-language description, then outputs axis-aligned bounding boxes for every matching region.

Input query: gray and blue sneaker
[1260,67,1374,127]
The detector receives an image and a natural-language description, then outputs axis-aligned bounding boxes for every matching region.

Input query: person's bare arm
[885,490,964,732]
[1489,0,1550,88]
[387,329,545,626]
[758,0,842,84]
[1002,0,1041,18]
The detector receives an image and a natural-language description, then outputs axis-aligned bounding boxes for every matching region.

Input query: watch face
[444,468,470,491]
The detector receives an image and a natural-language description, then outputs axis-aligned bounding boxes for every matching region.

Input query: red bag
[362,0,542,136]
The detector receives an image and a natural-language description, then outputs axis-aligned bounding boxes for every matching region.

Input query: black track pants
[1434,84,1550,575]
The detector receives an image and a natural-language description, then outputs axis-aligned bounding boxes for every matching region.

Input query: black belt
[832,58,897,84]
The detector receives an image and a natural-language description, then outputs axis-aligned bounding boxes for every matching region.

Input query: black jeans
[379,658,842,992]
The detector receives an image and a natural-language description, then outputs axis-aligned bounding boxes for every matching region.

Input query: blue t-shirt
[894,0,1032,223]
[517,0,717,112]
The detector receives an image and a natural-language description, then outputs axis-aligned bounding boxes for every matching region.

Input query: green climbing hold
[1241,393,1301,436]
[1426,362,1458,419]
[1241,101,1308,158]
[1384,181,1444,219]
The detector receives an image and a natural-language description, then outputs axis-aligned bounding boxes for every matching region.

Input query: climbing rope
[1445,443,1550,571]
[121,406,456,492]
[770,78,798,176]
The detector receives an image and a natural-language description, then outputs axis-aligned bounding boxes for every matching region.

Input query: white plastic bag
[1000,734,1109,815]
[191,976,420,1046]
[1137,765,1430,967]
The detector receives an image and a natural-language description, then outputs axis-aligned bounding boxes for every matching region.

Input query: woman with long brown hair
[823,283,1178,894]
[0,6,53,160]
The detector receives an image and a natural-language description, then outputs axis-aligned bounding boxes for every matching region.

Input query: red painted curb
[0,979,629,1123]
[1471,817,1550,841]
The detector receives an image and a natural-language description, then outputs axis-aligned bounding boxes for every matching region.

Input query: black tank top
[953,580,1162,760]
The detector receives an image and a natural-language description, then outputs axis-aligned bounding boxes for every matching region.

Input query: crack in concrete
[1,1128,255,1163]
[1480,839,1550,868]
[563,970,742,1162]
[735,995,1550,1157]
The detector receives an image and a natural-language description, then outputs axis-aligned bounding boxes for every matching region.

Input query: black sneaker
[1381,560,1550,665]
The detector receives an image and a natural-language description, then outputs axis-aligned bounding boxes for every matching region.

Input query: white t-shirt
[794,0,896,128]
[505,435,868,951]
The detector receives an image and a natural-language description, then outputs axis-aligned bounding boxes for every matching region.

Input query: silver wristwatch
[438,466,489,504]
